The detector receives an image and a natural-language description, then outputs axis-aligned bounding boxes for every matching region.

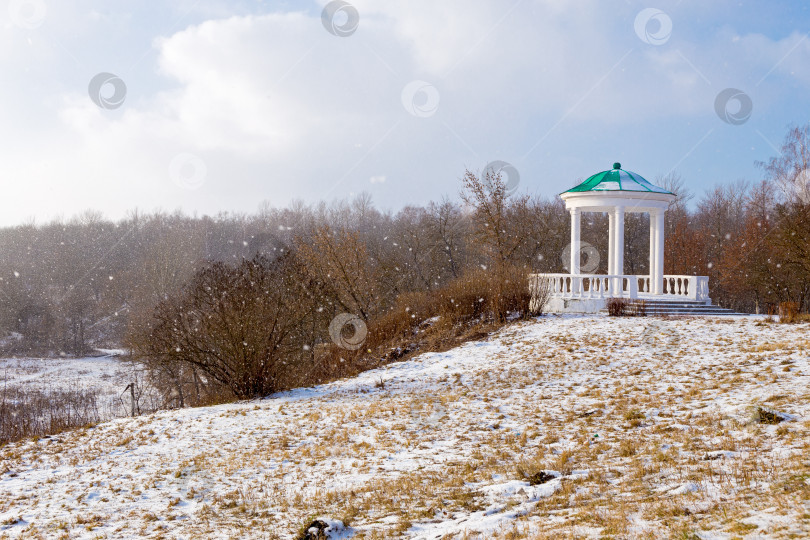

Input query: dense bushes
[0,387,101,445]
[124,167,547,404]
[366,264,536,350]
[128,253,537,403]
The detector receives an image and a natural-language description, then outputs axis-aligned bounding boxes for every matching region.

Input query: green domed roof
[564,162,672,194]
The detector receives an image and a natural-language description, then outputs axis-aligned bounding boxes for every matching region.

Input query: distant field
[0,352,138,419]
[0,316,808,538]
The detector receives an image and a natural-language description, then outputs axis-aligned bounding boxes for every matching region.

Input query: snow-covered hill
[1,316,808,538]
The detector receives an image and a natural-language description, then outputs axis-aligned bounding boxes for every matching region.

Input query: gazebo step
[635,301,710,307]
[598,299,748,316]
[599,310,747,316]
[643,310,745,315]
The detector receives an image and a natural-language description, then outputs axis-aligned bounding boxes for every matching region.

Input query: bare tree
[460,168,534,268]
[296,226,381,321]
[425,198,468,280]
[758,124,810,204]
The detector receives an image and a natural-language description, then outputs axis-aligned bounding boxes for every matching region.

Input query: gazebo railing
[531,274,710,302]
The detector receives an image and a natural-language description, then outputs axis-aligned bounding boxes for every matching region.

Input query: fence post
[124,383,136,417]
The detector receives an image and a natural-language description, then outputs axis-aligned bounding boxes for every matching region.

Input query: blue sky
[1,0,809,225]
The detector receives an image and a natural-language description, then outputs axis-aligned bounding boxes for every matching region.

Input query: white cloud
[0,1,809,225]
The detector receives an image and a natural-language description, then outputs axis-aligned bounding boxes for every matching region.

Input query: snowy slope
[1,316,808,539]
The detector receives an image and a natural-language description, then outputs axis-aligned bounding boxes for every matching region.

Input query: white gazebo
[533,162,711,313]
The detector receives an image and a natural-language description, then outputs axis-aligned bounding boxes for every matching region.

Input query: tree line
[0,125,808,399]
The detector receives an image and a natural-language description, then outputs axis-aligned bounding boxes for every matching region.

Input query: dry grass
[0,316,809,538]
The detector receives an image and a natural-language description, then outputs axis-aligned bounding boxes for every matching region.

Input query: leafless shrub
[607,298,629,317]
[128,253,332,400]
[529,275,552,315]
[606,298,648,317]
[438,265,531,323]
[778,301,799,323]
[341,264,534,371]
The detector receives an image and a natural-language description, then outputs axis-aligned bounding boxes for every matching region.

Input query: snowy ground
[1,351,140,419]
[1,316,809,539]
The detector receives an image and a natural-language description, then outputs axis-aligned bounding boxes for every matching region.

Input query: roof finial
[613,162,621,170]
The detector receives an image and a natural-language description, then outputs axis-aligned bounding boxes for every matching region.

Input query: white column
[614,206,625,275]
[649,211,656,292]
[570,208,581,274]
[608,211,615,275]
[654,209,665,295]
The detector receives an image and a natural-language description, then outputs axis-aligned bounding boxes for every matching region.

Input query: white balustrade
[531,273,710,302]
